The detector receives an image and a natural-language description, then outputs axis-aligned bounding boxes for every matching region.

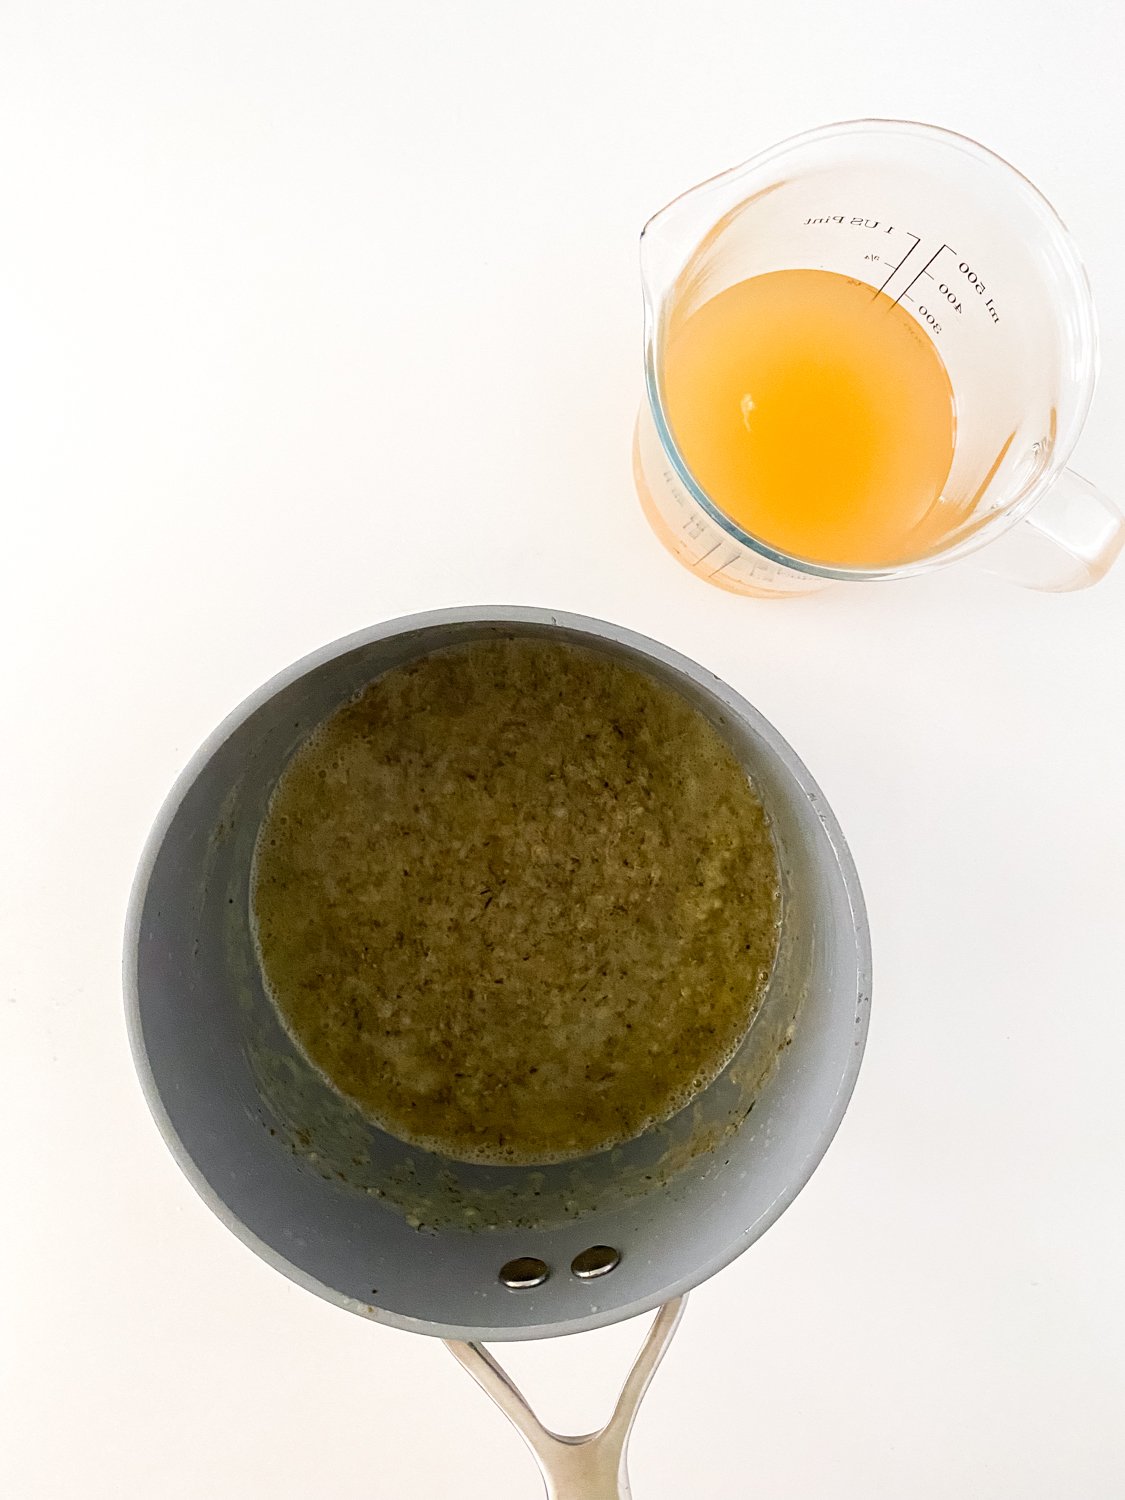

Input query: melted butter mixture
[252,638,781,1164]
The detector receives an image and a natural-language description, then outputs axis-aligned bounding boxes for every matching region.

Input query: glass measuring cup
[634,119,1123,596]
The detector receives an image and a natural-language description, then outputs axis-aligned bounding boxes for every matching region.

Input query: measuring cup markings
[802,214,923,294]
[873,228,920,292]
[800,213,1001,335]
[632,417,814,596]
[896,246,1003,334]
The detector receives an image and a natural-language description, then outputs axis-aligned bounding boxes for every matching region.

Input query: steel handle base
[445,1296,686,1499]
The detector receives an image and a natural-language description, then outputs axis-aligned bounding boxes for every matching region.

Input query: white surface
[3,3,1124,1495]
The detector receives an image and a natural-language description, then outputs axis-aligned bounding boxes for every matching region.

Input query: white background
[3,3,1124,1495]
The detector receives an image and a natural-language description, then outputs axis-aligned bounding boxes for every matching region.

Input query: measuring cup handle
[984,468,1125,591]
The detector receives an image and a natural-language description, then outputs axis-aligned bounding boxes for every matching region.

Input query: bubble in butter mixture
[251,637,781,1165]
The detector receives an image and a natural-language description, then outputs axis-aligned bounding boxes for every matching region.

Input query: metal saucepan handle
[445,1296,686,1499]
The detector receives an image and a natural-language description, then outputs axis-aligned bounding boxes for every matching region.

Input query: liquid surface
[662,268,956,568]
[252,639,781,1164]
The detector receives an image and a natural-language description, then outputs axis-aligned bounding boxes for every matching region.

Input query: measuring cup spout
[638,160,752,311]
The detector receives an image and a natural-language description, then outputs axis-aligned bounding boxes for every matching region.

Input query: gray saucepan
[125,606,871,1498]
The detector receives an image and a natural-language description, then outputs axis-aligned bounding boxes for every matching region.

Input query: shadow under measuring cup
[634,118,1123,597]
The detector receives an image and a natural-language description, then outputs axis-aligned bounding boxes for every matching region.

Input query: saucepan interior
[126,607,870,1340]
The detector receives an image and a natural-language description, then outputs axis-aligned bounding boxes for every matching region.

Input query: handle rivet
[571,1245,621,1279]
[499,1256,549,1289]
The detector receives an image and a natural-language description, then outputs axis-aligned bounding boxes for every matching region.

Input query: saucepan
[125,606,871,1498]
